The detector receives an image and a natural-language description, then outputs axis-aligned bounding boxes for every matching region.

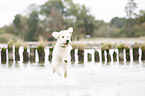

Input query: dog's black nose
[66,40,69,44]
[67,40,69,43]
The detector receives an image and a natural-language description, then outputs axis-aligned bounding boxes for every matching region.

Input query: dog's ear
[68,27,73,35]
[52,32,59,39]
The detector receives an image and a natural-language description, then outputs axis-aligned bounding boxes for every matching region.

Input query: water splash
[130,48,133,64]
[115,49,119,64]
[123,49,126,64]
[18,46,24,68]
[19,46,24,63]
[13,44,15,65]
[44,46,50,64]
[139,48,142,65]
[35,48,39,63]
[109,49,114,64]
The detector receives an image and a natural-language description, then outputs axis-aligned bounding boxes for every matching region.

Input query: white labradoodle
[51,27,73,78]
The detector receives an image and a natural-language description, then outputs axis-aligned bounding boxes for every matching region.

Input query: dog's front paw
[64,60,68,63]
[64,71,67,78]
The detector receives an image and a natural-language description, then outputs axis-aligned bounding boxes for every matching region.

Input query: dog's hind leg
[53,68,55,73]
[64,71,67,78]
[54,64,62,76]
[52,61,62,76]
[63,60,68,78]
[52,63,55,73]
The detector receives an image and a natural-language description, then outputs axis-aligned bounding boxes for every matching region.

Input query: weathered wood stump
[118,48,124,61]
[106,50,111,62]
[23,49,28,63]
[37,48,45,63]
[113,51,117,61]
[133,48,139,61]
[95,51,99,62]
[8,47,13,61]
[30,48,36,63]
[78,50,84,63]
[15,48,20,62]
[49,48,53,62]
[71,49,75,62]
[126,48,130,61]
[1,48,6,63]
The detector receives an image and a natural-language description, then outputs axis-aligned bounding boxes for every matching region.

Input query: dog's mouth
[63,40,69,45]
[65,42,69,45]
[60,40,70,48]
[62,42,69,46]
[61,42,69,48]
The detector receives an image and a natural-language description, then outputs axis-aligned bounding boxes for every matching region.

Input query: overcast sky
[0,0,145,27]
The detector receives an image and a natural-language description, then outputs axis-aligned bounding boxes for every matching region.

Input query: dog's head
[52,27,73,47]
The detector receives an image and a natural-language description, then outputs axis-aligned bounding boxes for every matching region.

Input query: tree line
[0,0,145,42]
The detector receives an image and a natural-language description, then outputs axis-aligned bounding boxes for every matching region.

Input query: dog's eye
[62,36,64,38]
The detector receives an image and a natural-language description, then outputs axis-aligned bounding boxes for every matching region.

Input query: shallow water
[0,62,145,96]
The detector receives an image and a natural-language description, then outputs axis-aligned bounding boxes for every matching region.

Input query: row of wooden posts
[0,45,145,64]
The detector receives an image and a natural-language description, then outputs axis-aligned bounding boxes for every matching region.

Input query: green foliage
[0,0,145,40]
[110,17,125,28]
[93,22,120,37]
[26,11,40,41]
[116,43,131,49]
[71,42,86,50]
[132,42,141,48]
[0,28,3,34]
[13,14,23,38]
[1,25,15,34]
[15,40,22,48]
[101,43,113,51]
[131,25,144,37]
[23,43,28,49]
[0,33,19,43]
[125,0,137,19]
[124,0,138,37]
[116,44,125,49]
[37,36,47,49]
[141,43,145,50]
[136,10,145,24]
[8,40,14,48]
[40,0,64,16]
[124,44,131,49]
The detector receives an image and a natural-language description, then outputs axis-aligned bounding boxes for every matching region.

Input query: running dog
[51,27,73,78]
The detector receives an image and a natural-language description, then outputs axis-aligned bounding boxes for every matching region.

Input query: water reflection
[0,61,145,96]
[0,61,145,69]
